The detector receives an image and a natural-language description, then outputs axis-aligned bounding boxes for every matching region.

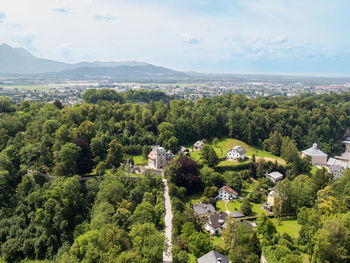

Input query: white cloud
[93,11,116,22]
[52,8,69,13]
[182,33,200,44]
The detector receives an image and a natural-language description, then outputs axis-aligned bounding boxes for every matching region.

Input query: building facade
[147,146,173,169]
[227,146,246,161]
[217,186,239,200]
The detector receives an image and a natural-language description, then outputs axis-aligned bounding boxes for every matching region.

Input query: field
[190,138,286,165]
[2,85,51,91]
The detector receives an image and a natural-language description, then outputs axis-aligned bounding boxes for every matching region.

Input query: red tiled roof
[219,185,238,196]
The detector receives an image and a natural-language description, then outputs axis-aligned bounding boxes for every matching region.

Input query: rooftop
[327,157,348,168]
[230,211,245,218]
[197,250,229,263]
[302,143,327,157]
[207,212,228,229]
[266,171,284,180]
[219,185,239,196]
[193,203,215,215]
[228,145,246,155]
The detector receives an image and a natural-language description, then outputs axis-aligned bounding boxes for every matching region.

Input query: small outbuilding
[265,171,283,184]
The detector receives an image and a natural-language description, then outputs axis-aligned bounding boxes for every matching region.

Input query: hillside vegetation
[0,92,350,262]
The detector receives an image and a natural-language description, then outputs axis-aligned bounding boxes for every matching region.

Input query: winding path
[162,173,173,263]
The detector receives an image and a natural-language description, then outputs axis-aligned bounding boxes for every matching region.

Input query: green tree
[129,223,165,263]
[241,198,253,216]
[201,145,219,167]
[56,142,81,176]
[106,139,123,168]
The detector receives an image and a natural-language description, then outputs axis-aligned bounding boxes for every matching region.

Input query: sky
[0,0,350,76]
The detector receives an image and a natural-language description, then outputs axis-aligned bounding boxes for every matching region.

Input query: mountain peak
[0,43,184,79]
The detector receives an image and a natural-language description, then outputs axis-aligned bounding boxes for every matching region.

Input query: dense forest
[1,90,350,262]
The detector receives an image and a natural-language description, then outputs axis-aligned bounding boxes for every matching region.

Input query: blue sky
[0,0,350,75]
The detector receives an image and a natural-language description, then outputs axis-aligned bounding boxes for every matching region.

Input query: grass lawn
[189,138,286,165]
[189,150,201,161]
[217,200,267,216]
[272,219,301,238]
[133,155,148,165]
[217,159,250,167]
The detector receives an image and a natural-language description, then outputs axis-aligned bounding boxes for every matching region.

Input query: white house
[204,211,227,235]
[265,171,283,184]
[227,146,246,161]
[194,140,205,151]
[217,186,239,200]
[147,146,174,170]
[301,143,328,166]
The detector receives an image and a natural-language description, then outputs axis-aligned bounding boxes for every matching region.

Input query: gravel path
[162,175,173,263]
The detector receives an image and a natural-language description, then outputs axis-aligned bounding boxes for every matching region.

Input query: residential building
[147,146,173,169]
[204,211,227,235]
[193,203,216,217]
[327,157,348,180]
[226,146,246,161]
[197,250,230,263]
[194,140,205,151]
[301,143,328,166]
[265,171,284,184]
[217,186,239,200]
[263,190,276,211]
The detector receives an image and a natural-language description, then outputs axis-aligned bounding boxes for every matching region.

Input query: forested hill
[1,92,350,262]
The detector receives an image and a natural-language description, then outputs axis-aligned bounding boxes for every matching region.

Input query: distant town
[1,76,350,104]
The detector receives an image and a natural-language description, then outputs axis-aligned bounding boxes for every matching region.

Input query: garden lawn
[273,219,301,238]
[217,200,266,216]
[189,138,286,165]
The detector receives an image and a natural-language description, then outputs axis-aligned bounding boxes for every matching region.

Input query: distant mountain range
[0,44,189,79]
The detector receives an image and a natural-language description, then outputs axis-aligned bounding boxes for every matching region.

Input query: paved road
[162,175,173,263]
